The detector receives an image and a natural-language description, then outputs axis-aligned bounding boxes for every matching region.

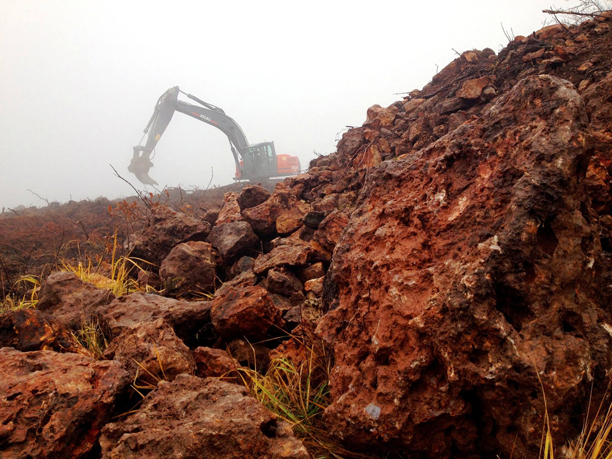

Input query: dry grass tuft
[237,333,376,459]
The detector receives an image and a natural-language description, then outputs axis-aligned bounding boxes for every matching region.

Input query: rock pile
[3,14,612,458]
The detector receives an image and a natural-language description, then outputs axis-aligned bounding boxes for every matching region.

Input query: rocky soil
[3,13,612,459]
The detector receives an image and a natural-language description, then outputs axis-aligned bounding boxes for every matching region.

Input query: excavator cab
[238,142,276,179]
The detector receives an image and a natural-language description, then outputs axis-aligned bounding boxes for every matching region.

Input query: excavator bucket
[128,147,158,186]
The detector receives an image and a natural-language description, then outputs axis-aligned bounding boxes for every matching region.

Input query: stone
[159,241,216,297]
[0,348,130,458]
[303,211,327,229]
[304,277,324,297]
[216,192,244,225]
[210,285,283,340]
[253,240,311,274]
[228,256,256,279]
[37,271,115,329]
[456,77,491,99]
[207,221,260,262]
[266,268,304,297]
[194,346,241,380]
[299,262,326,282]
[0,308,81,353]
[103,318,196,385]
[276,200,311,235]
[129,206,211,266]
[97,292,213,348]
[364,104,399,128]
[310,211,349,262]
[316,75,610,458]
[241,182,301,239]
[226,338,272,371]
[237,184,271,210]
[100,375,309,459]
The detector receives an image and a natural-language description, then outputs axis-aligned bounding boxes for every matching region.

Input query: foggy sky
[0,0,566,209]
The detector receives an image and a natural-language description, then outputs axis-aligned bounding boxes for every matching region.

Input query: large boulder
[37,271,114,328]
[159,241,216,297]
[99,375,309,459]
[207,221,260,263]
[97,292,213,347]
[0,348,130,458]
[129,205,211,266]
[237,184,271,210]
[103,318,196,385]
[317,75,612,458]
[0,308,81,352]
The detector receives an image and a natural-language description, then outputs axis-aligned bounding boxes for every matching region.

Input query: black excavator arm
[129,86,251,185]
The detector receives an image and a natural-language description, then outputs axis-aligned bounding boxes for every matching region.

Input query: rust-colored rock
[299,262,326,282]
[129,205,211,265]
[216,191,244,224]
[226,337,272,371]
[98,292,213,347]
[253,240,311,274]
[37,271,115,328]
[228,255,256,279]
[317,75,611,458]
[364,104,399,128]
[194,346,241,380]
[310,210,349,261]
[266,268,303,297]
[207,220,260,262]
[159,241,216,297]
[103,318,196,385]
[237,184,271,210]
[210,285,282,340]
[0,347,130,458]
[100,375,309,459]
[304,276,324,297]
[0,308,80,352]
[456,76,491,99]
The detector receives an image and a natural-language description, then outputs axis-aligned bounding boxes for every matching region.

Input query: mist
[0,0,563,209]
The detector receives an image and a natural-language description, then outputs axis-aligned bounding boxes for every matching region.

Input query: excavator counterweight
[130,86,300,185]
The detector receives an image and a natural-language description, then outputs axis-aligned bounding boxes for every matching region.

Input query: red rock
[253,240,311,274]
[0,308,81,352]
[129,205,211,265]
[226,337,272,371]
[304,277,324,297]
[216,191,244,224]
[228,255,256,279]
[210,285,283,340]
[99,375,308,459]
[310,210,349,261]
[0,348,130,458]
[299,262,326,282]
[276,200,311,235]
[456,76,491,99]
[98,292,213,347]
[207,220,260,262]
[194,346,241,380]
[237,184,271,209]
[316,75,609,458]
[37,271,115,328]
[159,241,216,297]
[267,268,304,297]
[103,318,196,385]
[364,104,399,128]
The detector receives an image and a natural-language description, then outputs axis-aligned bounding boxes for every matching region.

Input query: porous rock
[194,346,241,380]
[266,268,304,297]
[37,271,115,328]
[100,375,309,459]
[317,75,612,458]
[237,184,271,210]
[0,348,130,459]
[216,191,244,225]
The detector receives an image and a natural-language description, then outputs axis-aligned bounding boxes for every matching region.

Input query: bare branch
[110,164,153,210]
[27,189,50,206]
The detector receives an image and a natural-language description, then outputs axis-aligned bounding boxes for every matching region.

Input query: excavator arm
[129,86,251,185]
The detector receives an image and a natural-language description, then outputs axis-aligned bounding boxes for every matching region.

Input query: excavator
[129,86,301,185]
